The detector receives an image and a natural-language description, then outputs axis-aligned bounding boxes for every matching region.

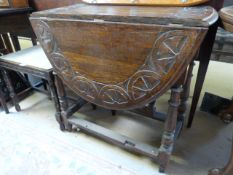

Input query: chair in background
[0,46,62,127]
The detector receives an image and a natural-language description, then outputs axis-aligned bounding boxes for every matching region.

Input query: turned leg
[209,139,233,175]
[54,73,71,131]
[158,87,182,173]
[2,69,21,112]
[48,72,64,130]
[0,87,9,114]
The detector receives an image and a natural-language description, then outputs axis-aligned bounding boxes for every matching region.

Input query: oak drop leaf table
[30,4,218,172]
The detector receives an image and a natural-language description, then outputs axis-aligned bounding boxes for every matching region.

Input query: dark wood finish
[30,4,217,110]
[56,71,183,172]
[9,0,29,8]
[158,87,182,172]
[54,74,70,131]
[0,83,9,113]
[68,117,160,160]
[0,8,37,113]
[205,0,224,11]
[187,20,219,128]
[1,69,21,112]
[209,139,233,175]
[29,0,82,11]
[0,0,28,8]
[0,8,35,38]
[0,46,60,118]
[178,61,195,129]
[30,4,218,173]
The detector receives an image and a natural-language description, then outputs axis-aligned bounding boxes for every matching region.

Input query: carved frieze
[31,19,203,109]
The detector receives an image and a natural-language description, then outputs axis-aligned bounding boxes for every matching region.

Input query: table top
[30,3,212,109]
[0,46,52,70]
[82,0,209,6]
[31,3,218,27]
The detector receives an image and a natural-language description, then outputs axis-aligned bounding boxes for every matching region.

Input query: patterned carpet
[0,91,232,175]
[0,120,135,175]
[0,93,160,175]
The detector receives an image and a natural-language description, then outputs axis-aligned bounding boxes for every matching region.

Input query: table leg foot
[2,69,21,112]
[158,87,182,172]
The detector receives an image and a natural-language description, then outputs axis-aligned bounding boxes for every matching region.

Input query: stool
[0,46,61,125]
[208,6,233,175]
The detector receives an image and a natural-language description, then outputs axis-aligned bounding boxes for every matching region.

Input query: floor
[0,40,233,175]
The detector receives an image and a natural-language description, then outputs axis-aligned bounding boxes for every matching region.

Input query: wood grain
[9,0,28,8]
[0,0,9,7]
[220,6,233,33]
[30,4,217,110]
[82,0,210,6]
[31,4,218,27]
[28,0,82,11]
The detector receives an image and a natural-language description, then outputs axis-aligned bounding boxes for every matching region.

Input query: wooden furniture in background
[0,0,9,7]
[28,0,82,11]
[0,0,28,8]
[220,6,233,33]
[30,4,218,172]
[0,7,35,49]
[0,7,36,113]
[0,46,61,125]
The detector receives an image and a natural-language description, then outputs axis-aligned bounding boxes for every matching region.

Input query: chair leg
[2,69,21,112]
[48,73,64,130]
[54,74,71,131]
[0,88,9,114]
[209,139,233,175]
[158,86,182,173]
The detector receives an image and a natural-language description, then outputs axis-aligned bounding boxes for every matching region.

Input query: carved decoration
[73,76,98,101]
[33,19,200,109]
[99,85,129,105]
[128,70,161,100]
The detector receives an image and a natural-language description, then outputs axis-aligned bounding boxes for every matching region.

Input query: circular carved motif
[128,70,161,100]
[37,21,55,54]
[99,85,129,105]
[34,19,199,109]
[73,76,98,101]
